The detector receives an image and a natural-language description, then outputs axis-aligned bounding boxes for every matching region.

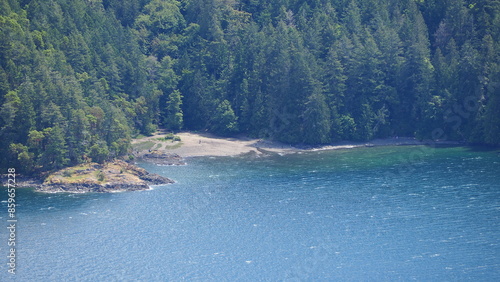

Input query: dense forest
[1,0,499,174]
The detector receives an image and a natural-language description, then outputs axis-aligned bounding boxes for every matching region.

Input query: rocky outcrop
[138,173,175,185]
[37,183,151,193]
[32,160,174,193]
[13,177,44,188]
[141,152,186,166]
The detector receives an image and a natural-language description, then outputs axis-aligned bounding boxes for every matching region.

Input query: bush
[89,143,110,163]
[96,170,105,182]
[143,123,157,136]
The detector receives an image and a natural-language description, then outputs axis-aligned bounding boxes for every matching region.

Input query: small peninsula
[20,160,174,193]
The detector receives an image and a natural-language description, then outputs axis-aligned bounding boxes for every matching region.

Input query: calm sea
[1,146,499,281]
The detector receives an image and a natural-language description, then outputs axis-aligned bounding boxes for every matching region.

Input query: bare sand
[133,131,298,157]
[132,131,460,158]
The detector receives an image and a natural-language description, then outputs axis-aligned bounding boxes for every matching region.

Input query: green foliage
[89,143,110,164]
[9,143,34,173]
[157,133,182,141]
[136,0,184,34]
[210,100,239,136]
[165,90,183,130]
[62,169,73,177]
[38,126,69,170]
[302,92,331,144]
[1,0,500,174]
[96,170,105,182]
[0,91,21,139]
[0,0,154,173]
[338,115,357,141]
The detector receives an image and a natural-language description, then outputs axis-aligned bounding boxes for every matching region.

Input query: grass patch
[133,141,155,151]
[164,142,183,150]
[45,166,96,184]
[156,134,181,142]
[43,161,149,186]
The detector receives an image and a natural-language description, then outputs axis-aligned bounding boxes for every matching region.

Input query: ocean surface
[1,145,500,281]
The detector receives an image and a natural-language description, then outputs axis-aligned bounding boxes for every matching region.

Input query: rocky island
[17,160,174,193]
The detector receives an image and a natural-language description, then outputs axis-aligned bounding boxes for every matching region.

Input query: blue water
[1,146,500,281]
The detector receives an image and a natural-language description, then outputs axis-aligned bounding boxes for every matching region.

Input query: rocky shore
[140,152,186,166]
[15,160,174,193]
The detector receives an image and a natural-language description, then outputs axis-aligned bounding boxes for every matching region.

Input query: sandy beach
[132,131,298,157]
[132,131,460,158]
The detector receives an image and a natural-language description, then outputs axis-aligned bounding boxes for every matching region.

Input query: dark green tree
[210,99,238,136]
[165,90,183,131]
[38,126,69,170]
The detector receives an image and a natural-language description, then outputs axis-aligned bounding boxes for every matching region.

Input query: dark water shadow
[463,145,500,153]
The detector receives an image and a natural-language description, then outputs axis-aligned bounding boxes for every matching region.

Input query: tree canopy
[1,0,499,174]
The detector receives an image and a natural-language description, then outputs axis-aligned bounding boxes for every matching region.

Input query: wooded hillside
[1,0,499,173]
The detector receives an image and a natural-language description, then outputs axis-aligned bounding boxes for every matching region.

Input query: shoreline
[8,134,465,193]
[132,131,463,159]
[9,160,174,193]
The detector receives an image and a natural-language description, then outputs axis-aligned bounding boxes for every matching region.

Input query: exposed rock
[141,151,186,166]
[37,183,151,193]
[13,177,44,188]
[139,173,175,185]
[32,160,174,193]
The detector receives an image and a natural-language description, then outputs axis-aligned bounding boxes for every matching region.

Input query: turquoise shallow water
[1,145,500,281]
